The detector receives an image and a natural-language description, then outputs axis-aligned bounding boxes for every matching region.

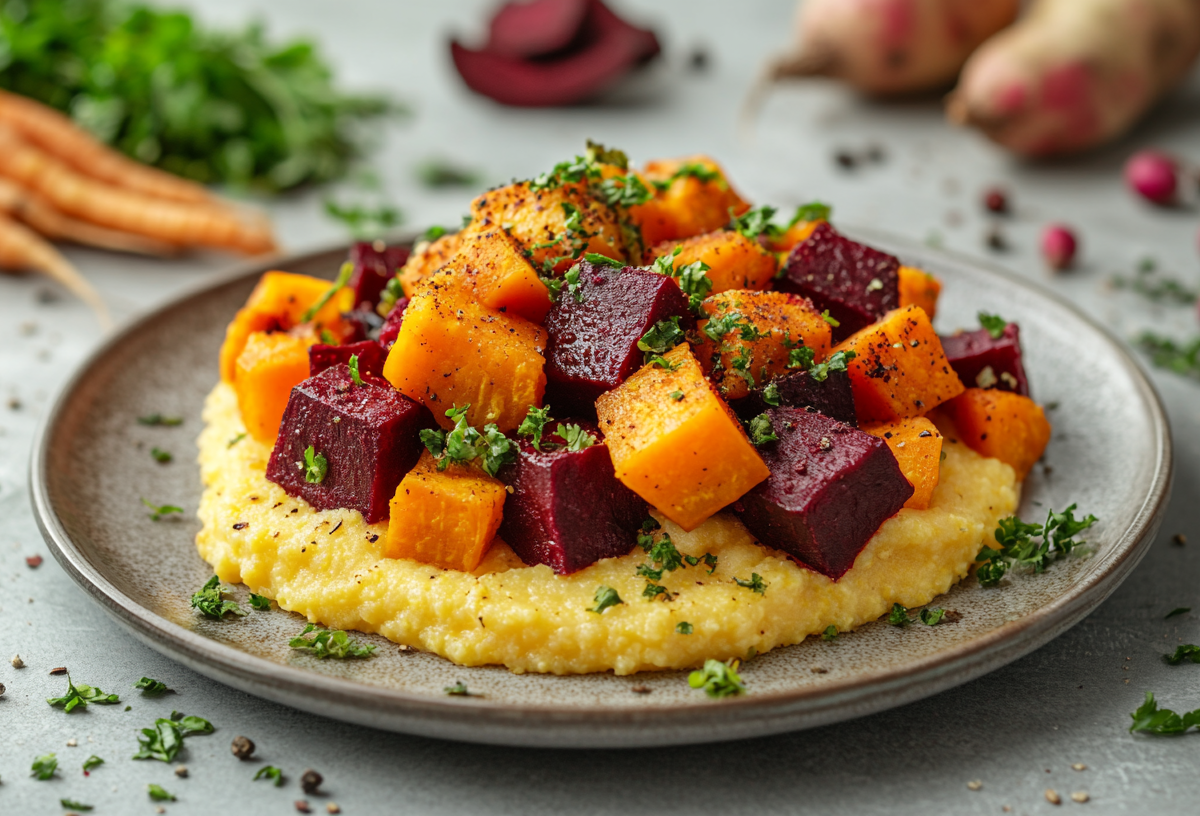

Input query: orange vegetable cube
[834,305,965,423]
[647,229,777,295]
[596,343,769,531]
[385,451,506,572]
[941,388,1051,480]
[898,266,942,320]
[382,279,547,432]
[399,230,462,297]
[864,417,944,510]
[768,218,824,255]
[694,290,833,400]
[630,156,750,249]
[233,331,313,443]
[440,222,550,323]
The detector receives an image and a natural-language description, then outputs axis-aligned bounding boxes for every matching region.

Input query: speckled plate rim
[30,230,1173,748]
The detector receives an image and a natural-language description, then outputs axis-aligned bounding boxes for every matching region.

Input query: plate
[31,231,1172,748]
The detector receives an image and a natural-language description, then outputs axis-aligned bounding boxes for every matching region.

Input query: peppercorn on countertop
[3,1,1200,814]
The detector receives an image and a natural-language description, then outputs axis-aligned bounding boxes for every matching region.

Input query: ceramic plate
[31,231,1171,748]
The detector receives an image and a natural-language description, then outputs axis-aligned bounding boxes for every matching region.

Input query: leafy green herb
[303,445,329,484]
[324,199,402,240]
[149,446,172,464]
[787,343,815,371]
[47,674,120,712]
[747,413,777,446]
[419,427,447,458]
[530,155,598,191]
[190,575,247,619]
[730,205,782,241]
[134,719,182,762]
[422,406,515,476]
[638,316,686,360]
[557,423,596,452]
[415,159,480,188]
[643,582,671,601]
[348,354,363,386]
[822,625,838,641]
[254,766,285,786]
[669,390,685,401]
[148,783,176,801]
[1166,607,1191,620]
[761,381,781,407]
[596,172,653,207]
[583,252,625,268]
[820,310,840,327]
[141,498,183,521]
[589,586,623,614]
[888,603,909,626]
[31,753,58,780]
[637,518,661,551]
[1129,692,1200,735]
[676,621,694,635]
[647,534,685,573]
[688,658,745,698]
[82,755,104,773]
[300,262,353,324]
[421,225,448,243]
[733,573,767,595]
[480,425,516,476]
[789,202,832,224]
[809,350,856,382]
[978,312,1009,340]
[683,553,719,574]
[647,355,681,372]
[517,405,553,451]
[175,715,213,737]
[444,681,474,696]
[1135,333,1200,381]
[227,432,247,448]
[1165,645,1200,665]
[137,413,182,426]
[975,505,1097,587]
[60,799,93,811]
[585,139,628,169]
[651,163,721,191]
[134,677,171,695]
[249,593,272,611]
[1111,259,1198,305]
[289,623,376,659]
[635,563,663,581]
[920,608,946,626]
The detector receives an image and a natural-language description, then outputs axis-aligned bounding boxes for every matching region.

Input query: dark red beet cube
[349,242,411,311]
[267,364,431,524]
[308,340,387,380]
[544,260,692,414]
[735,408,912,581]
[735,369,857,427]
[377,298,409,351]
[497,426,646,574]
[778,222,900,343]
[940,323,1029,396]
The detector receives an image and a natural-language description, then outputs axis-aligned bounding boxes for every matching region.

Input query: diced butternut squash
[864,417,944,510]
[898,266,942,320]
[233,331,313,443]
[941,388,1050,480]
[834,305,965,423]
[647,230,777,295]
[470,181,625,274]
[399,230,462,297]
[385,451,506,571]
[439,222,551,323]
[219,271,356,383]
[595,343,769,531]
[629,156,751,249]
[768,218,824,256]
[694,290,833,400]
[382,278,547,432]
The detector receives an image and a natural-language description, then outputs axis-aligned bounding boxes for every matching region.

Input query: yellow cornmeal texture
[198,383,1018,675]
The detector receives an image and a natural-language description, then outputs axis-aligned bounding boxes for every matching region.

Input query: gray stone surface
[1,0,1198,813]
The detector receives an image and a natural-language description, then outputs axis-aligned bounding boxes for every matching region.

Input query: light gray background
[3,1,1200,813]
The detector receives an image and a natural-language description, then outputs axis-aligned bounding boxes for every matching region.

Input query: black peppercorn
[301,769,323,795]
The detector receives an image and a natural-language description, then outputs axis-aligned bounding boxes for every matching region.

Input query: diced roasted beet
[940,323,1029,396]
[497,426,646,574]
[308,340,387,379]
[377,298,409,351]
[544,261,692,415]
[735,369,858,427]
[735,408,912,581]
[487,0,590,58]
[267,364,432,524]
[349,241,411,311]
[778,222,900,343]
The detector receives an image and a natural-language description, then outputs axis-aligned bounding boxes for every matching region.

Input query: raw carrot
[0,211,110,327]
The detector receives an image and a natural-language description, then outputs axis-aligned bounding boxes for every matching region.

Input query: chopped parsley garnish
[300,261,353,324]
[761,381,781,407]
[1166,607,1191,619]
[1165,645,1200,665]
[647,534,684,572]
[787,343,815,370]
[747,413,777,446]
[636,563,663,581]
[137,413,183,426]
[303,445,329,484]
[557,423,596,452]
[596,172,653,207]
[60,799,93,811]
[444,681,474,696]
[47,674,120,712]
[920,608,946,626]
[822,625,839,641]
[1129,692,1200,735]
[888,603,909,626]
[820,310,840,327]
[651,162,721,191]
[134,715,213,762]
[227,432,247,448]
[809,350,856,382]
[647,354,681,372]
[790,201,832,224]
[975,505,1097,587]
[1111,258,1198,305]
[134,677,171,695]
[82,755,104,773]
[638,316,686,360]
[585,139,628,169]
[517,405,553,451]
[1136,333,1200,381]
[688,658,745,698]
[149,446,172,464]
[419,405,515,476]
[583,252,625,268]
[733,573,767,595]
[348,354,363,386]
[683,552,719,574]
[978,312,1009,340]
[649,245,714,314]
[147,783,177,801]
[479,425,516,476]
[249,593,272,611]
[415,159,480,189]
[421,225,448,243]
[650,245,682,277]
[643,582,670,601]
[530,154,598,191]
[730,205,782,241]
[324,199,402,240]
[637,518,661,551]
[289,623,376,659]
[669,390,685,401]
[31,753,58,780]
[190,575,247,619]
[676,622,694,635]
[142,498,183,521]
[589,585,623,614]
[254,766,285,786]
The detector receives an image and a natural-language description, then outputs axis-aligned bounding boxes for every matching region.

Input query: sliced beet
[544,261,692,414]
[308,339,387,380]
[267,364,432,524]
[349,241,411,311]
[735,368,857,427]
[488,0,590,58]
[940,323,1029,396]
[498,425,646,574]
[450,0,660,107]
[735,408,912,581]
[778,222,900,343]
[377,298,409,351]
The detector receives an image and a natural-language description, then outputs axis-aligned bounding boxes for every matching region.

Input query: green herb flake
[517,405,553,451]
[688,658,745,698]
[303,445,329,484]
[647,354,681,372]
[642,582,670,601]
[249,593,272,611]
[747,413,777,446]
[919,607,946,626]
[348,354,363,386]
[789,202,832,225]
[888,603,909,626]
[638,316,686,359]
[133,677,171,695]
[809,350,856,383]
[820,310,840,327]
[585,140,629,170]
[415,159,480,189]
[975,504,1097,587]
[733,573,767,595]
[637,518,661,552]
[730,205,782,241]
[190,575,247,620]
[583,252,625,268]
[300,262,354,324]
[82,755,104,773]
[47,674,120,712]
[978,312,1009,340]
[289,623,376,659]
[1165,645,1200,665]
[150,447,173,463]
[31,753,58,780]
[669,390,685,401]
[589,586,623,614]
[148,783,176,801]
[1136,333,1200,381]
[676,621,694,635]
[60,799,93,811]
[761,381,781,407]
[652,163,722,191]
[137,413,182,426]
[1166,607,1191,620]
[556,423,596,453]
[1129,692,1200,735]
[141,498,183,521]
[683,552,719,574]
[444,681,474,696]
[227,432,247,448]
[253,766,285,786]
[822,625,839,641]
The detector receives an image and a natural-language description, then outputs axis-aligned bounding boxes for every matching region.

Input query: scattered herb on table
[324,199,403,240]
[416,159,480,188]
[888,603,909,626]
[444,681,473,696]
[137,414,182,426]
[134,677,171,695]
[920,608,946,626]
[47,674,120,712]
[1166,607,1191,619]
[1111,258,1198,305]
[249,593,272,611]
[1136,333,1200,381]
[1129,692,1200,735]
[822,625,839,641]
[134,715,213,762]
[60,799,93,811]
[190,575,247,619]
[254,766,285,786]
[82,755,104,773]
[142,498,183,521]
[1165,645,1200,665]
[31,752,58,780]
[148,783,176,801]
[289,623,376,659]
[149,446,172,464]
[975,504,1097,587]
[676,621,694,635]
[589,586,623,614]
[688,659,745,698]
[734,573,767,595]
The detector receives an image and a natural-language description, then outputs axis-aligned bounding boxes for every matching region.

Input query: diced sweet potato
[767,219,824,255]
[399,231,461,297]
[349,241,410,310]
[778,222,901,342]
[385,451,506,572]
[234,331,313,444]
[267,364,432,523]
[941,388,1050,480]
[898,265,941,319]
[735,408,913,581]
[471,180,625,274]
[941,322,1029,396]
[629,156,750,248]
[382,278,547,432]
[863,417,943,510]
[834,305,965,423]
[440,222,551,323]
[735,368,857,427]
[308,339,387,380]
[646,230,777,294]
[596,343,769,531]
[694,290,832,401]
[544,260,692,414]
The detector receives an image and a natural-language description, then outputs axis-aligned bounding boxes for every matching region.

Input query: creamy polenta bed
[199,143,1061,676]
